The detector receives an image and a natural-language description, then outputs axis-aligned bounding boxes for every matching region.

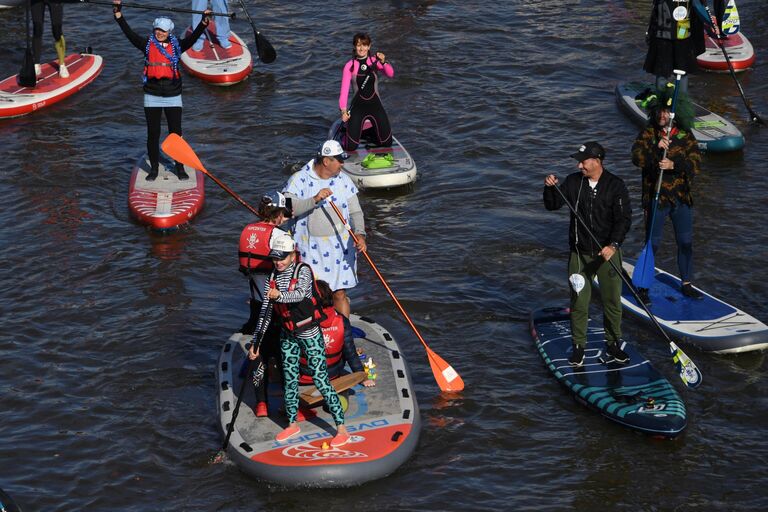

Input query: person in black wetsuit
[113,0,210,181]
[338,33,395,151]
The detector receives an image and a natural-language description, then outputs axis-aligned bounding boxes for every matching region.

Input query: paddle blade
[426,347,464,392]
[254,31,276,64]
[632,244,655,289]
[670,341,702,389]
[161,133,206,172]
[17,49,36,88]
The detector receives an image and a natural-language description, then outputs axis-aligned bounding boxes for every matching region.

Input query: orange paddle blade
[161,133,207,172]
[426,347,464,392]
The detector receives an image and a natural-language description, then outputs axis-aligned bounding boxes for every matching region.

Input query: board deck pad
[328,119,417,190]
[530,307,686,438]
[697,33,756,72]
[615,81,744,153]
[612,260,768,354]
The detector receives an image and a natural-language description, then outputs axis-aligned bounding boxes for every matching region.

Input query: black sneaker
[637,287,651,306]
[146,167,159,181]
[175,164,189,180]
[568,344,585,367]
[606,342,630,364]
[681,282,703,299]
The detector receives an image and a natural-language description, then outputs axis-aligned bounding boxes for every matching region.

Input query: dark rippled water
[2,0,768,510]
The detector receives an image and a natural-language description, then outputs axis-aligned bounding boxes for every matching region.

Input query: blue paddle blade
[670,341,703,388]
[632,244,655,289]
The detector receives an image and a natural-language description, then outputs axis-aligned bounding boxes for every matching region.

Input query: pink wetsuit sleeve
[376,60,394,78]
[339,60,354,110]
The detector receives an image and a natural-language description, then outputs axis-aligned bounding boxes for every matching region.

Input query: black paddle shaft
[702,5,764,124]
[79,0,236,18]
[221,302,272,451]
[549,182,679,346]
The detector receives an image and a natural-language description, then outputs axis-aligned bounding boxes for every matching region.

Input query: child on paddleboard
[248,232,350,446]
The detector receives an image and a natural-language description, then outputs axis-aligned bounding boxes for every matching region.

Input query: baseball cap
[153,17,174,32]
[318,140,348,162]
[268,233,296,259]
[262,190,292,218]
[570,141,606,162]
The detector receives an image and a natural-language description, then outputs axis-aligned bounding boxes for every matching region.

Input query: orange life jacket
[143,36,181,81]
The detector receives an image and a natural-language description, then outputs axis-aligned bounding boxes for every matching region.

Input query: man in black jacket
[543,142,632,367]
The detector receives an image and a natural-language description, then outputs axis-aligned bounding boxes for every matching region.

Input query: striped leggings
[281,330,344,425]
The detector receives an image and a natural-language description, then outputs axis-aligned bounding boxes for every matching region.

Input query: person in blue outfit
[191,0,231,51]
[283,140,367,319]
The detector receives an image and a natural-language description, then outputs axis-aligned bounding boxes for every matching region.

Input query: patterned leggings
[281,330,344,425]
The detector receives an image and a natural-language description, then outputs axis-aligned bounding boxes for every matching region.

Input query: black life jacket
[271,263,327,334]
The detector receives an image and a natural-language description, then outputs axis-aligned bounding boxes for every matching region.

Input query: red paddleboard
[180,22,252,85]
[0,52,103,119]
[128,155,205,230]
[697,32,756,72]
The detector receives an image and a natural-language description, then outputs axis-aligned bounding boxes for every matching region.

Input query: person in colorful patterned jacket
[631,86,703,301]
[113,0,210,181]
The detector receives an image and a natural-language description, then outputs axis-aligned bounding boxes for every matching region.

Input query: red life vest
[238,223,277,273]
[144,38,180,81]
[271,263,326,334]
[299,306,344,384]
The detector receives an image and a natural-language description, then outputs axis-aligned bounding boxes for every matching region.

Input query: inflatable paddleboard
[328,119,417,190]
[127,154,205,230]
[530,307,687,439]
[697,33,756,72]
[180,23,252,86]
[615,81,744,153]
[614,261,768,354]
[217,314,421,487]
[0,51,103,119]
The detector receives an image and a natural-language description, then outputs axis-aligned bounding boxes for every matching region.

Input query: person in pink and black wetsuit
[338,32,394,151]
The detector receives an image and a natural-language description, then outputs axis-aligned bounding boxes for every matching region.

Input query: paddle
[78,0,235,18]
[702,4,764,124]
[213,301,272,463]
[162,134,462,391]
[235,0,276,64]
[632,69,685,290]
[327,200,464,392]
[17,0,36,87]
[161,133,259,216]
[548,182,702,389]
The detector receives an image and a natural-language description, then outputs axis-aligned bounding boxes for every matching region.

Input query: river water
[1,0,767,510]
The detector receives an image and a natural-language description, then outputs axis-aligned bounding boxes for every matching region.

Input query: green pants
[568,251,623,347]
[281,330,344,426]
